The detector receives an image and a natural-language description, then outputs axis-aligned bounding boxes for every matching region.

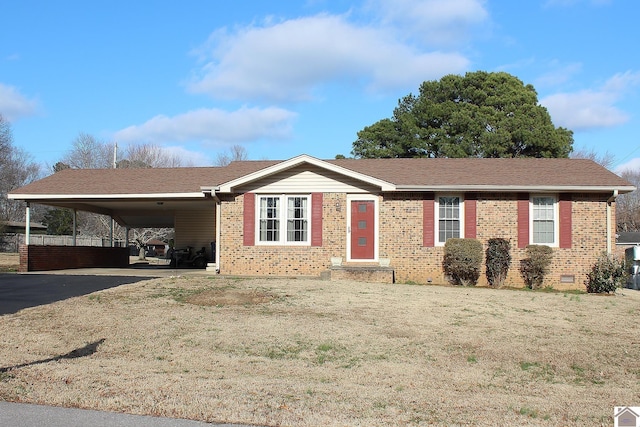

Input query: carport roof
[7,167,242,228]
[9,166,247,196]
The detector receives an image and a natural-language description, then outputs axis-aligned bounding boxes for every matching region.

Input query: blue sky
[2,0,639,173]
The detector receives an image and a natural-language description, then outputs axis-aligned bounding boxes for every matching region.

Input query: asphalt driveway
[0,273,154,315]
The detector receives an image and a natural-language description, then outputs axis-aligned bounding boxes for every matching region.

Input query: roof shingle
[9,157,634,197]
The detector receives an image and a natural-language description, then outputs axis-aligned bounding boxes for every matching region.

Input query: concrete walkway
[0,401,258,427]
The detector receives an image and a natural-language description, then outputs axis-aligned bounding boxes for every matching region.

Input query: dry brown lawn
[0,252,18,272]
[0,268,639,426]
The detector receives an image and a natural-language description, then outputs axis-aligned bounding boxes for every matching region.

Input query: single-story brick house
[9,155,635,289]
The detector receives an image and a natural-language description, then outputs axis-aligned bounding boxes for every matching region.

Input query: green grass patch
[519,406,538,418]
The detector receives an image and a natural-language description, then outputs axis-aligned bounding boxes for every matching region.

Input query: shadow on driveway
[0,274,154,315]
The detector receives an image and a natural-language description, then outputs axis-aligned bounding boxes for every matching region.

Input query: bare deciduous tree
[570,148,616,170]
[215,144,248,166]
[119,143,187,168]
[0,114,41,223]
[617,169,640,232]
[61,133,113,169]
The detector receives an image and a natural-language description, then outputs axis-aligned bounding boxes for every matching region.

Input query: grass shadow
[0,339,105,373]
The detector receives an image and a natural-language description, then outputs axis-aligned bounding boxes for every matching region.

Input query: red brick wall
[219,191,615,290]
[19,245,129,272]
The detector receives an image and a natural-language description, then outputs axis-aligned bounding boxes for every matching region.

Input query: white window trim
[529,194,559,247]
[434,193,465,246]
[255,194,311,246]
[346,194,379,262]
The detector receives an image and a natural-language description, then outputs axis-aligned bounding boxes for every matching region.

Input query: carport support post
[72,209,77,246]
[25,203,31,245]
[110,218,114,247]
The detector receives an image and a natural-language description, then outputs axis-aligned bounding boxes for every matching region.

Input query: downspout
[72,209,77,246]
[606,190,618,255]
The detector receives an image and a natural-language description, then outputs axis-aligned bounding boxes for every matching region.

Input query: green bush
[519,245,553,289]
[442,238,483,286]
[485,238,511,287]
[584,254,627,294]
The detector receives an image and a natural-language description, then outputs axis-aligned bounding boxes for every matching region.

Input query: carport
[8,167,227,272]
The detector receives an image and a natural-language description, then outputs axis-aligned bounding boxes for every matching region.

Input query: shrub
[442,238,483,286]
[584,254,627,294]
[485,238,511,288]
[519,245,553,289]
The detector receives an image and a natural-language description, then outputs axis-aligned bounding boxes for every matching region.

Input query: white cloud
[0,83,39,121]
[367,0,489,46]
[113,106,297,145]
[159,145,212,167]
[615,157,640,174]
[187,13,470,103]
[534,62,582,88]
[540,71,640,131]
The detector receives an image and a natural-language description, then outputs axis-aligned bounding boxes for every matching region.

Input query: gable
[235,164,380,194]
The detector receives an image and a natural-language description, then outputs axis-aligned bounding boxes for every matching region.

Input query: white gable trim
[214,154,396,193]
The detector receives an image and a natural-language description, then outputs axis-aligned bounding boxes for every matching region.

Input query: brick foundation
[19,245,129,272]
[326,266,395,283]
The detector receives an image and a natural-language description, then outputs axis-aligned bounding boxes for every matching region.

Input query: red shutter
[311,193,323,246]
[517,193,529,249]
[243,193,255,246]
[423,193,435,247]
[559,194,572,249]
[464,193,477,239]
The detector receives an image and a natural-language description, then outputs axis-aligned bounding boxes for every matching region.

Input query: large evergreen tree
[352,71,573,159]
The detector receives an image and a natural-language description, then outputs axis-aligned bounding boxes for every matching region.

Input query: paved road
[0,273,154,315]
[0,401,256,427]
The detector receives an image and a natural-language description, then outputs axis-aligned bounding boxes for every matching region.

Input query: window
[532,196,557,245]
[436,195,463,244]
[286,196,308,242]
[258,196,280,242]
[257,195,309,244]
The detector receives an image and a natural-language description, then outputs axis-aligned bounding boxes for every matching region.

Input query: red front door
[350,200,375,260]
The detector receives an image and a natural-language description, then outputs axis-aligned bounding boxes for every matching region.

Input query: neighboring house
[0,221,46,234]
[615,231,640,260]
[145,239,168,257]
[8,155,635,289]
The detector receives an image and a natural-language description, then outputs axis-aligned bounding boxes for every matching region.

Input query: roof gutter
[607,190,619,254]
[394,185,637,193]
[8,192,206,200]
